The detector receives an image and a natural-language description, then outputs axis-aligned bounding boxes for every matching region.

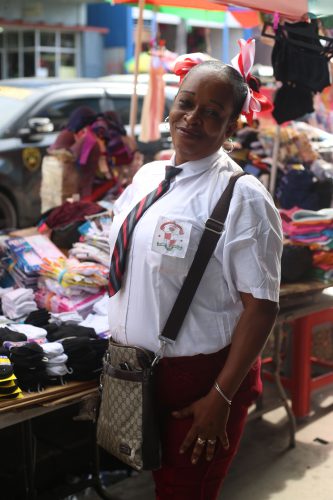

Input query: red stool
[290,308,333,419]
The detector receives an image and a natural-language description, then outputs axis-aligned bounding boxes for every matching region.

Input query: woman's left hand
[172,389,231,464]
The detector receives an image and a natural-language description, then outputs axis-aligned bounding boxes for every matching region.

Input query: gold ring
[207,439,217,446]
[196,436,206,446]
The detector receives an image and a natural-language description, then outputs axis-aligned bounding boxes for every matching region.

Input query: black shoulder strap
[160,171,246,344]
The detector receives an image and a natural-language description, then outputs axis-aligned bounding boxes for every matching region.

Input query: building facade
[0,0,107,79]
[0,1,270,79]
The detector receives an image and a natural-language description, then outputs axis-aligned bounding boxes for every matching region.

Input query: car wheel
[0,192,17,230]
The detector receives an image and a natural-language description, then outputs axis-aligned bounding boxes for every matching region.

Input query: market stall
[1,2,333,496]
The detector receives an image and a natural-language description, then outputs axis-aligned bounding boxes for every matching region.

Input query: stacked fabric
[34,289,105,316]
[79,294,109,339]
[9,343,48,392]
[0,355,23,400]
[39,257,108,290]
[41,342,70,382]
[61,337,108,381]
[2,288,38,320]
[1,234,65,290]
[36,256,108,316]
[1,238,41,289]
[5,324,48,343]
[44,323,107,380]
[280,207,333,281]
[69,214,112,268]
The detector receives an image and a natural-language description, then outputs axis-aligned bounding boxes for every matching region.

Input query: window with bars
[0,29,78,79]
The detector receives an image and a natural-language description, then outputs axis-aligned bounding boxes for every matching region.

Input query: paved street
[73,384,333,500]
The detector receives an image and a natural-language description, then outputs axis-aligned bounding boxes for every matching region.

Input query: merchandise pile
[36,256,108,315]
[0,201,114,397]
[0,355,23,400]
[0,296,109,395]
[280,207,333,282]
[68,213,112,268]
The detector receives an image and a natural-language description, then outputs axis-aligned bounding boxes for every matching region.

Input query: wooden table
[0,381,115,500]
[2,280,333,495]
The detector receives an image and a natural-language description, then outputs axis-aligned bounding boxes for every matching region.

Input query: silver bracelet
[214,382,232,406]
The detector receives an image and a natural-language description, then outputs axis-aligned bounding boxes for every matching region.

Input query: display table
[262,280,333,426]
[0,381,115,500]
[1,280,333,496]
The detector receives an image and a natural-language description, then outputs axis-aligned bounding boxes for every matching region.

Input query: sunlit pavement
[73,383,333,500]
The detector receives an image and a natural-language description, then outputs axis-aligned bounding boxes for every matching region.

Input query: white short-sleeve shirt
[108,150,283,357]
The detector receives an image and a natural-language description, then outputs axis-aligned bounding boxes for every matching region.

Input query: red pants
[152,348,262,500]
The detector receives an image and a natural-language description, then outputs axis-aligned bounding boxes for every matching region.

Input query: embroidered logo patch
[152,216,192,258]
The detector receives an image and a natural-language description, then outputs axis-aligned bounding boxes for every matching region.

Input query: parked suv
[0,77,177,229]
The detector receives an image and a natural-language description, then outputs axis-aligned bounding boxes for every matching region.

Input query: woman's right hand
[172,388,231,464]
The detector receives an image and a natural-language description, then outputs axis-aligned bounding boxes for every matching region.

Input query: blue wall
[81,31,104,77]
[87,3,133,60]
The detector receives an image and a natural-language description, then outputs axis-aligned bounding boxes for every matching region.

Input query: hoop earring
[164,116,169,123]
[222,138,234,154]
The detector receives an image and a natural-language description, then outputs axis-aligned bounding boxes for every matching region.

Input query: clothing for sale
[0,328,27,345]
[91,294,109,316]
[41,342,64,357]
[0,379,23,399]
[276,167,320,211]
[35,289,104,315]
[271,21,332,93]
[0,355,13,378]
[0,356,23,398]
[273,83,314,125]
[3,339,46,350]
[2,287,38,320]
[108,150,282,357]
[281,245,313,283]
[45,323,97,343]
[71,131,100,198]
[9,343,48,391]
[6,324,47,341]
[41,201,104,230]
[69,242,110,268]
[61,337,108,380]
[280,207,333,282]
[49,311,84,325]
[38,277,100,297]
[79,313,109,337]
[39,257,108,290]
[43,352,70,378]
[24,308,51,327]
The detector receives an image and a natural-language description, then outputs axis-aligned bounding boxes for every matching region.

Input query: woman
[108,39,282,499]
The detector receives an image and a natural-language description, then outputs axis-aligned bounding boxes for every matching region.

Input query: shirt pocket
[151,217,204,280]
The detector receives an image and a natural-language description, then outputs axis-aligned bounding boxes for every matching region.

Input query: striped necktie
[108,166,182,296]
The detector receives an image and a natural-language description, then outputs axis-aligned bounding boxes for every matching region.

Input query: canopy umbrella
[210,0,333,21]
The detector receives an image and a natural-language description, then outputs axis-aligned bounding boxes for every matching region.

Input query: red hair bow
[172,52,212,84]
[231,38,273,124]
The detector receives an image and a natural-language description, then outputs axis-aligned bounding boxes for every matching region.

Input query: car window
[33,97,105,131]
[110,96,144,126]
[0,86,40,136]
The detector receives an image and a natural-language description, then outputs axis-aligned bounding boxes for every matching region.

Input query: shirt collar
[169,150,225,179]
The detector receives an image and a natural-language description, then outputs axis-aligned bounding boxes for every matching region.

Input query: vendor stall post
[129,0,146,137]
[269,124,281,196]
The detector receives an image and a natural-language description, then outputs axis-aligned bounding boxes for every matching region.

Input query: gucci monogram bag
[96,340,161,471]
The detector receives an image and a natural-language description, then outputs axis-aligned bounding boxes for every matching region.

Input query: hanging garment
[271,21,332,93]
[273,83,314,124]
